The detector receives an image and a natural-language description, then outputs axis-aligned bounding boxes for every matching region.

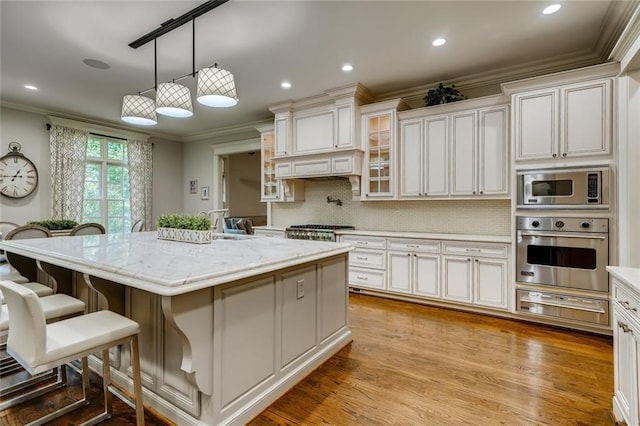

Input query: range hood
[273,149,363,196]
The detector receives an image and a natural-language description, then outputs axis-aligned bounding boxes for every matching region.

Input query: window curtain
[128,139,153,231]
[50,125,88,222]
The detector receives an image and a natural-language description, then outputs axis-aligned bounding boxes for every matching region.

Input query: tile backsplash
[272,179,511,236]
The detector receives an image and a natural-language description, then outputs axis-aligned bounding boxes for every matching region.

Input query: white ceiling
[1,0,637,141]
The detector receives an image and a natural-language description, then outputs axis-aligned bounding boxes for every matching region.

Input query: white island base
[92,254,351,426]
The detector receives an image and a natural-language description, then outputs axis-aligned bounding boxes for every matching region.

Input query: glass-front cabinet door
[261,130,279,201]
[364,112,393,198]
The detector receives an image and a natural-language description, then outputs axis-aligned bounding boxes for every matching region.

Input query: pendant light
[197,65,238,108]
[121,94,157,125]
[155,82,193,117]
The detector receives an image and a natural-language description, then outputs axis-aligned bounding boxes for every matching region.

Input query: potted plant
[28,219,79,230]
[156,213,212,244]
[423,83,467,107]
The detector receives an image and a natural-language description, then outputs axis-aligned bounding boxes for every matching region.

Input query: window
[83,135,131,233]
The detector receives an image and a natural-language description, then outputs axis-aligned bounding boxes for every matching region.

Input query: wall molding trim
[47,115,151,141]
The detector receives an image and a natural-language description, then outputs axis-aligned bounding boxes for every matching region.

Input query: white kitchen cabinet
[399,115,448,197]
[441,242,509,309]
[274,112,292,156]
[293,108,335,154]
[399,101,508,199]
[361,99,407,200]
[388,251,440,297]
[259,128,303,202]
[340,235,387,291]
[513,78,612,162]
[612,274,640,426]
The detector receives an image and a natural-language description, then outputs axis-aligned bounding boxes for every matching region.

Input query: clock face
[0,154,39,199]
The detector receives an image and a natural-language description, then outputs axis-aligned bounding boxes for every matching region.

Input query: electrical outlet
[296,279,304,299]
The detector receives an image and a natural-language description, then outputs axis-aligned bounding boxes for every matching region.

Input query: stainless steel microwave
[517,167,609,208]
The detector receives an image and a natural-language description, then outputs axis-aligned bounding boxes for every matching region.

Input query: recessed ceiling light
[24,85,38,91]
[83,58,111,70]
[542,4,561,15]
[342,64,354,72]
[432,38,446,47]
[281,81,292,89]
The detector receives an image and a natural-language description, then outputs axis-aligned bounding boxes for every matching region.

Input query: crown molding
[180,118,268,143]
[609,2,640,72]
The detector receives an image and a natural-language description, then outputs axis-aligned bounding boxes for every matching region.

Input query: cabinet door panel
[478,107,508,195]
[442,256,472,302]
[450,112,477,195]
[275,117,289,155]
[474,258,507,309]
[400,120,423,197]
[425,116,449,196]
[294,111,335,154]
[561,80,611,157]
[388,251,412,294]
[414,254,440,298]
[613,309,638,426]
[515,90,556,160]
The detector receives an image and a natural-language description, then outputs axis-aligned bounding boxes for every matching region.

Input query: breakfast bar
[1,232,353,426]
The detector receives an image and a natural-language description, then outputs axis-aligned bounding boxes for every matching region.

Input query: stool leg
[102,349,113,419]
[131,335,145,426]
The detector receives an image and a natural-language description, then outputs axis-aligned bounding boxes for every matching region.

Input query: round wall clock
[0,142,39,199]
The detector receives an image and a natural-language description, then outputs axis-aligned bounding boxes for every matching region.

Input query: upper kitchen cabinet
[257,124,303,203]
[398,95,509,200]
[503,63,618,165]
[361,99,409,199]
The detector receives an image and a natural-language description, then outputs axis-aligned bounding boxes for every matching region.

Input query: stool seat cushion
[0,271,29,284]
[22,282,54,297]
[0,293,85,331]
[33,310,140,373]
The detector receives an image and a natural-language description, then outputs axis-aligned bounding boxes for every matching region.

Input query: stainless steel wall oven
[516,216,610,326]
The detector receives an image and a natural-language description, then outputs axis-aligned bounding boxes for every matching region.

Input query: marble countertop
[0,232,351,296]
[335,229,511,244]
[607,266,640,294]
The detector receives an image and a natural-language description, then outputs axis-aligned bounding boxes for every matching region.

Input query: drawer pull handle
[357,241,369,245]
[356,256,369,261]
[356,275,368,280]
[406,244,419,248]
[618,321,633,334]
[465,248,481,252]
[620,300,638,312]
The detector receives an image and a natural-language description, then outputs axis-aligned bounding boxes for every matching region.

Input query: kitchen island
[1,232,353,426]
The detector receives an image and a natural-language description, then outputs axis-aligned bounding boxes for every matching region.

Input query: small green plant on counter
[27,219,79,230]
[423,82,467,106]
[157,213,211,231]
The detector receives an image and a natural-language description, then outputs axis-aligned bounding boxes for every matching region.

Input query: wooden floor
[1,294,615,425]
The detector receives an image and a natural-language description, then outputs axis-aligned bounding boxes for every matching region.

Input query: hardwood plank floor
[1,294,614,425]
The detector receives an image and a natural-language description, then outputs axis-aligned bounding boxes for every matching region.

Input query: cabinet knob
[472,191,476,195]
[474,259,478,262]
[467,258,471,262]
[407,253,411,257]
[480,191,483,195]
[418,193,422,196]
[552,153,557,158]
[562,152,567,157]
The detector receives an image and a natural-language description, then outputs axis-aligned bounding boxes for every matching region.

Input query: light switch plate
[297,279,304,299]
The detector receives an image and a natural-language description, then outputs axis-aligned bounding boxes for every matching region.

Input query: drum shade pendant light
[121,95,157,125]
[156,82,193,117]
[197,65,238,107]
[120,0,235,125]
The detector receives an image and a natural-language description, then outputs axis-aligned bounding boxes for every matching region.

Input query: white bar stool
[0,285,87,407]
[0,280,145,426]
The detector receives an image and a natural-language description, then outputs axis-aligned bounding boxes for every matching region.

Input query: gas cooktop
[287,224,355,230]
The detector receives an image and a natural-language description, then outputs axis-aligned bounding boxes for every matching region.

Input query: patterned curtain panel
[50,125,88,222]
[128,139,153,231]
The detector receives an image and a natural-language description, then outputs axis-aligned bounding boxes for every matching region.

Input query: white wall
[0,107,53,223]
[0,106,183,228]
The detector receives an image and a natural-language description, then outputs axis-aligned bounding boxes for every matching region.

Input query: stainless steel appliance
[517,167,609,208]
[516,216,609,292]
[516,289,609,326]
[285,225,354,241]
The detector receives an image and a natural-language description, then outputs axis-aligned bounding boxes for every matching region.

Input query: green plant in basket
[157,213,211,231]
[423,83,467,107]
[27,219,79,230]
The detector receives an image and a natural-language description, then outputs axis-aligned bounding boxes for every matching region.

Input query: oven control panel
[516,216,608,233]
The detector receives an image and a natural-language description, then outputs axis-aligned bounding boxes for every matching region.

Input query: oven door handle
[520,296,606,314]
[519,232,607,240]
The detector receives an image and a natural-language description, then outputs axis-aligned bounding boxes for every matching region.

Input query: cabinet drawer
[349,268,386,290]
[349,248,386,269]
[275,162,291,178]
[340,235,386,250]
[387,238,440,253]
[442,242,508,258]
[614,281,640,321]
[332,156,354,174]
[292,159,331,176]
